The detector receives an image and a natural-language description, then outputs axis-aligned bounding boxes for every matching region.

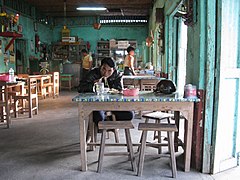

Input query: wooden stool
[142,111,174,154]
[14,78,38,118]
[97,121,137,173]
[137,123,178,178]
[51,72,59,98]
[60,74,73,91]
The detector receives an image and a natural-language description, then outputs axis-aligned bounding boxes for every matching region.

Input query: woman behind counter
[123,46,136,76]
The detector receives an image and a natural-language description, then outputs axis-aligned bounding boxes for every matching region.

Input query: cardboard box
[62,36,77,43]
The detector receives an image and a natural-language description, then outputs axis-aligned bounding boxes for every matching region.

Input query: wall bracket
[0,32,23,51]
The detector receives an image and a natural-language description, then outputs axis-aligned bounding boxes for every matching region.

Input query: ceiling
[24,0,153,18]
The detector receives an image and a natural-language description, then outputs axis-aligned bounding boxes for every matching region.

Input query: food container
[155,71,161,77]
[184,84,197,98]
[123,88,139,96]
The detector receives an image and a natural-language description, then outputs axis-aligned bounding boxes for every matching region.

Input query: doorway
[15,39,27,74]
[176,20,187,96]
[212,0,240,173]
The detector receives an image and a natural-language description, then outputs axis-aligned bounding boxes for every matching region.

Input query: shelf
[0,32,23,51]
[97,48,110,51]
[98,41,109,43]
[0,32,23,38]
[97,41,110,61]
[52,42,86,63]
[60,42,80,45]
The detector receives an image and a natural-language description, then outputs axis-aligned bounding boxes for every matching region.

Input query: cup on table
[93,82,104,95]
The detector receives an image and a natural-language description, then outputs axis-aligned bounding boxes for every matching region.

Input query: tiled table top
[72,91,200,102]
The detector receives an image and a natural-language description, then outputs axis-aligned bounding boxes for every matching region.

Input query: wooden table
[123,75,163,90]
[72,91,199,172]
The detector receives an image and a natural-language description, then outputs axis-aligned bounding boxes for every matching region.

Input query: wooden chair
[97,121,137,173]
[0,81,10,128]
[40,73,59,98]
[13,78,38,118]
[46,72,59,98]
[140,79,159,91]
[7,82,25,116]
[137,123,178,178]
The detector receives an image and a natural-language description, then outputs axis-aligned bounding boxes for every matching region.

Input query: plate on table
[108,88,121,94]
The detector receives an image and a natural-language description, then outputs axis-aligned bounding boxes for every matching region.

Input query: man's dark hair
[81,49,88,53]
[126,46,135,53]
[101,57,115,68]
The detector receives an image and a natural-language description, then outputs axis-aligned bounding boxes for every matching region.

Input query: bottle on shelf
[8,68,15,82]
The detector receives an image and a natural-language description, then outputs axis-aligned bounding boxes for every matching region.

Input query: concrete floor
[0,91,239,180]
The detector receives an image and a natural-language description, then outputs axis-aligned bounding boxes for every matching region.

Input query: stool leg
[168,131,177,178]
[137,130,148,176]
[97,129,107,173]
[35,97,38,115]
[114,129,120,143]
[137,118,150,153]
[125,129,137,173]
[153,119,159,140]
[106,131,110,139]
[156,119,162,154]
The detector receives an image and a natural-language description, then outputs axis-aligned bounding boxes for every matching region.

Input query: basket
[123,88,139,96]
[0,74,10,82]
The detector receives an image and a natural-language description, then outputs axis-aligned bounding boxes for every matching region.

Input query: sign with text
[118,41,129,49]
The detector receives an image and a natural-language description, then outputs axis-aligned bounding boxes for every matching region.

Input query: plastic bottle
[59,63,63,74]
[9,68,14,82]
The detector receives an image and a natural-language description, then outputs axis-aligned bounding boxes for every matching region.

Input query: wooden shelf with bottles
[52,42,86,63]
[97,41,110,61]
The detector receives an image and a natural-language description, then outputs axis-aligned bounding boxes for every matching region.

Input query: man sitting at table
[77,57,134,124]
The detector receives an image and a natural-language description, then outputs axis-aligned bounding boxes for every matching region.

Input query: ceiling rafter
[24,0,152,17]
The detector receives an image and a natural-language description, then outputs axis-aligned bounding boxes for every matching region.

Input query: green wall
[0,15,147,73]
[0,13,53,73]
[52,25,148,53]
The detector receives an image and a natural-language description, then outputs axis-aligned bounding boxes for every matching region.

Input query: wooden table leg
[182,103,194,172]
[174,111,180,152]
[78,103,87,171]
[88,112,96,151]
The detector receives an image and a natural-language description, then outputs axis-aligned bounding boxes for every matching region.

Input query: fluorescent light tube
[76,7,107,11]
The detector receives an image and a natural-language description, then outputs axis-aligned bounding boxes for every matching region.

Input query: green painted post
[202,0,217,173]
[164,16,169,74]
